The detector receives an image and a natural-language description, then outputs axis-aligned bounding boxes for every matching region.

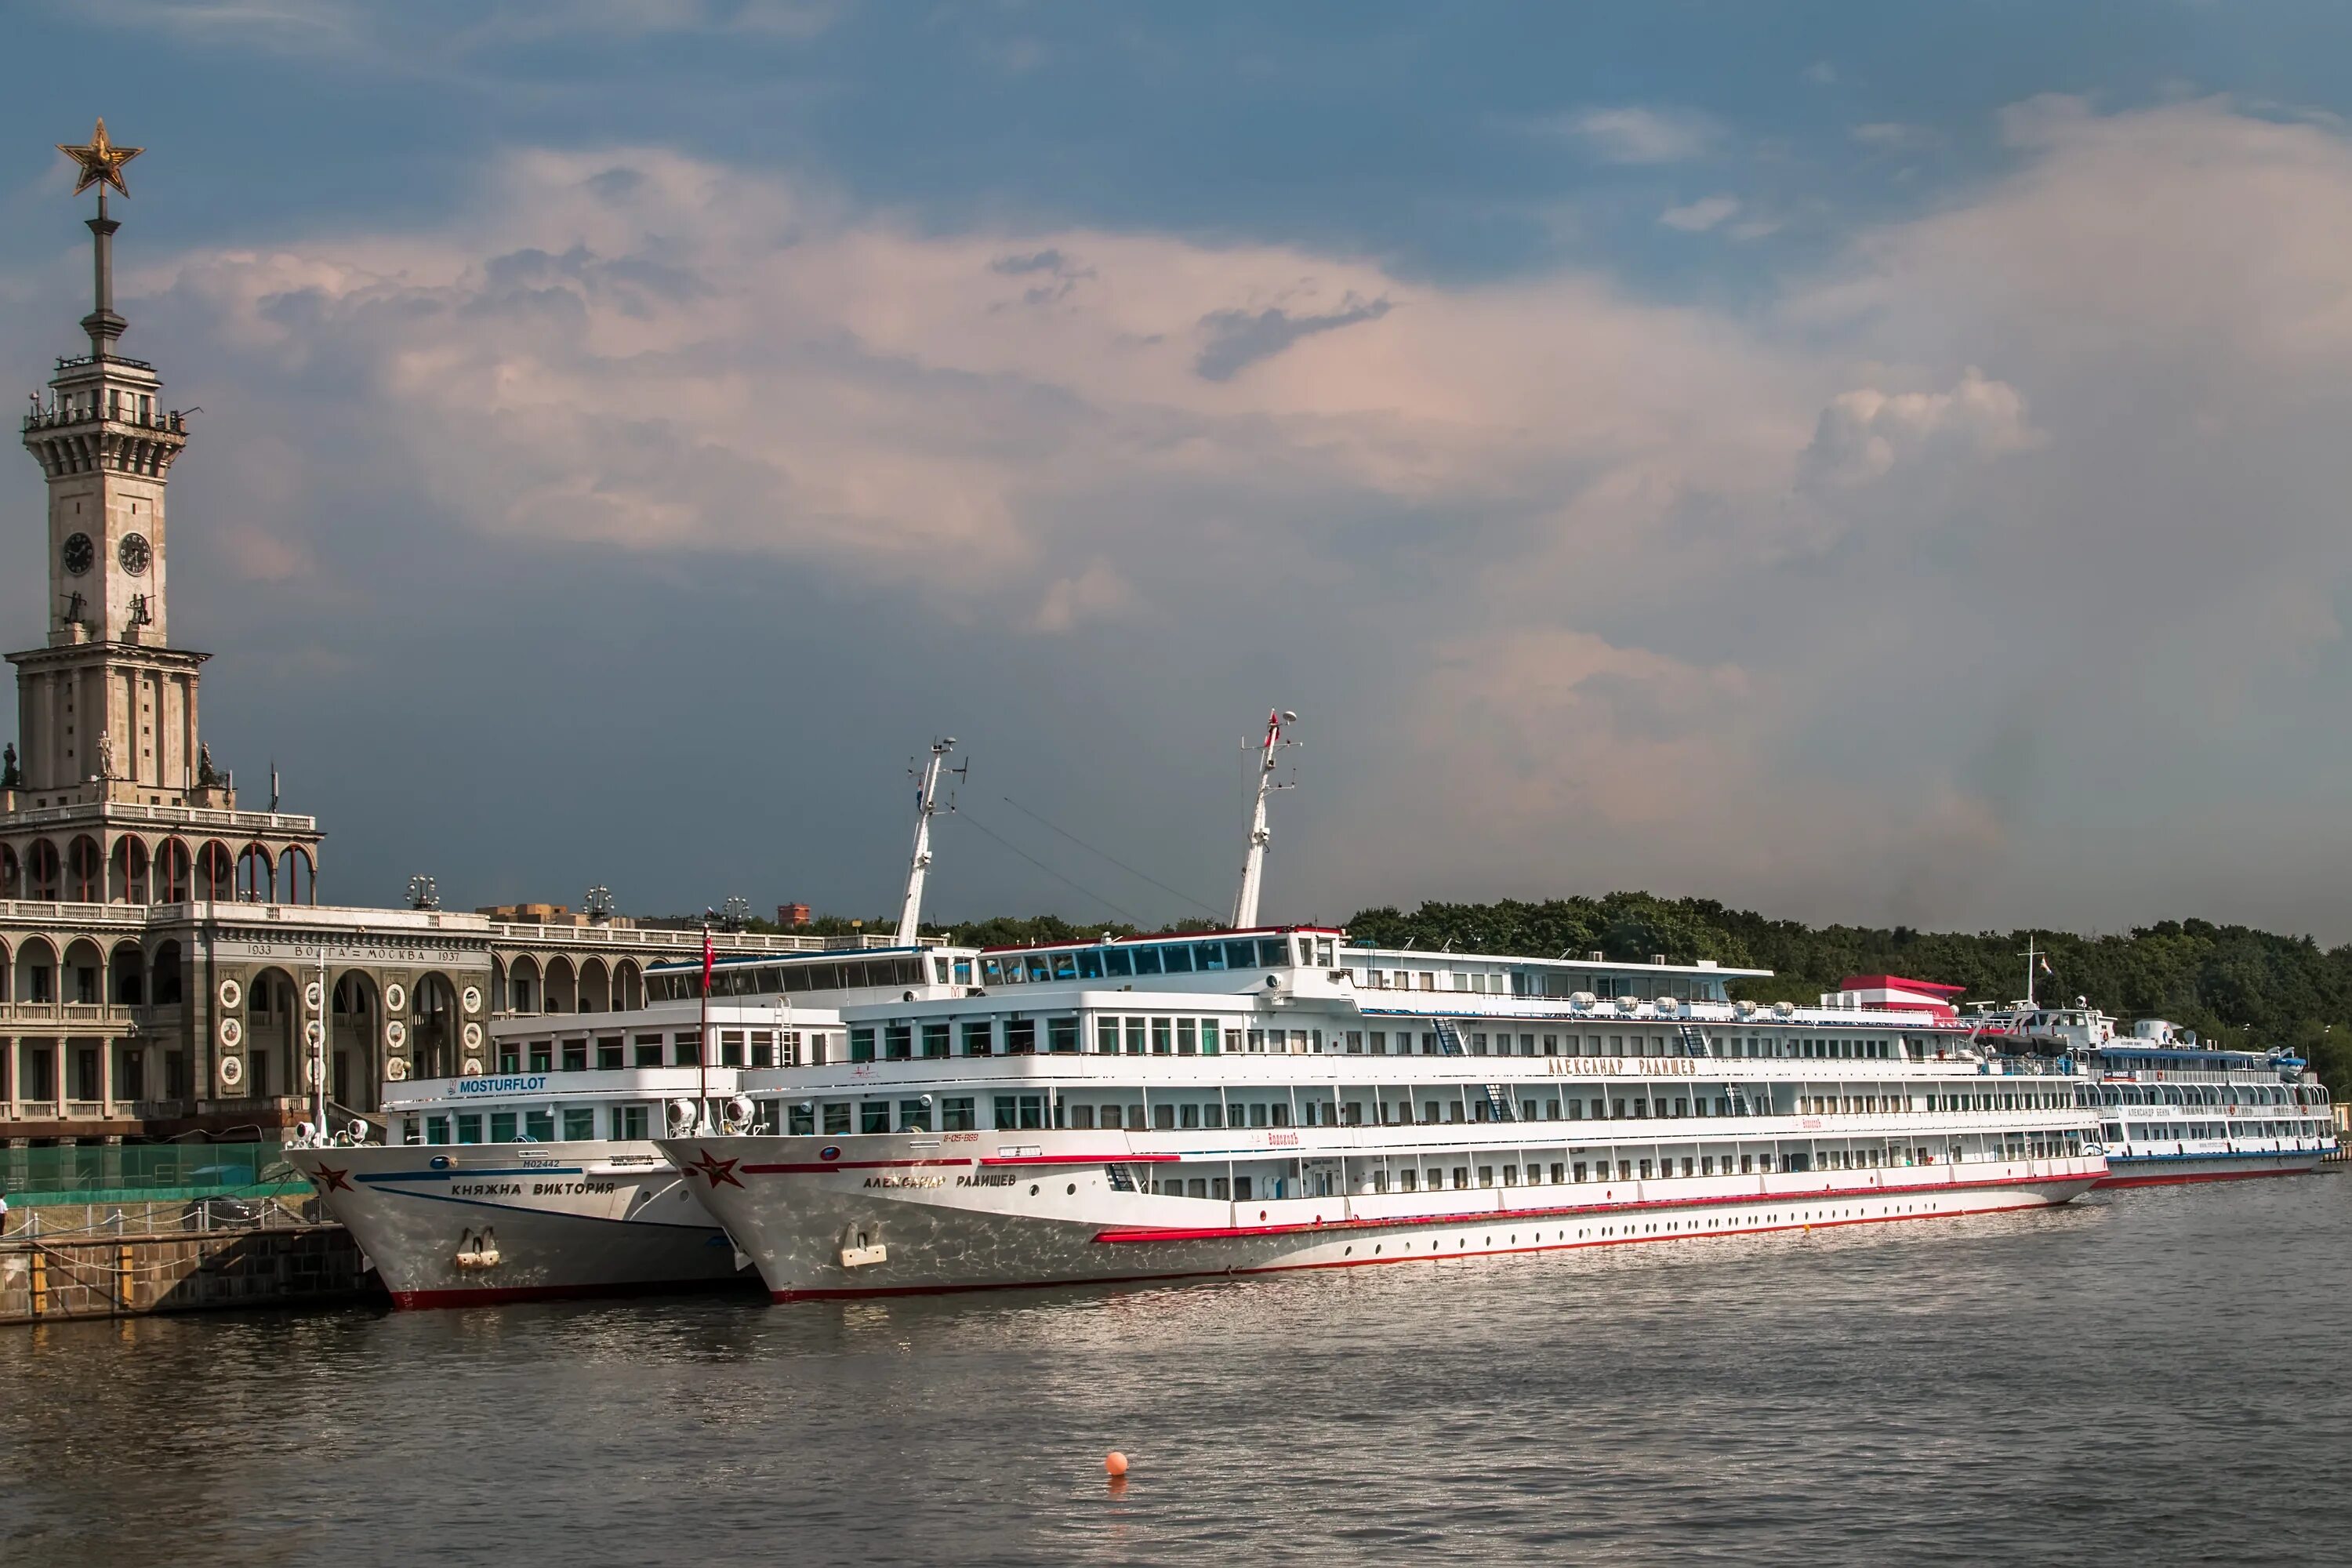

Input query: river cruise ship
[662,930,2105,1303]
[1975,1004,2338,1185]
[285,742,977,1306]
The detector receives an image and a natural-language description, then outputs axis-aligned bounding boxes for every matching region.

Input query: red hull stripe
[1091,1170,2095,1243]
[772,1200,2060,1301]
[388,1275,762,1310]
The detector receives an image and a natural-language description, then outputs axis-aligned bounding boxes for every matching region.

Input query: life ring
[304,979,324,1013]
[462,1021,483,1051]
[218,977,242,1011]
[217,1016,243,1049]
[385,1019,408,1048]
[461,985,484,1016]
[304,1018,325,1047]
[384,1056,410,1082]
[461,1057,483,1077]
[218,1053,244,1089]
[383,982,408,1014]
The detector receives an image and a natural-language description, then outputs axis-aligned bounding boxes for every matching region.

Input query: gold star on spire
[57,118,143,198]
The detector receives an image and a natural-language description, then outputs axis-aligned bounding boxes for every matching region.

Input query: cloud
[1850,122,1944,151]
[1659,195,1740,233]
[1559,107,1718,164]
[1799,367,2042,488]
[1192,295,1392,380]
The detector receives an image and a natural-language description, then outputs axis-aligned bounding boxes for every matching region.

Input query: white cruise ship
[286,742,977,1306]
[660,713,2102,1303]
[1974,1004,2338,1185]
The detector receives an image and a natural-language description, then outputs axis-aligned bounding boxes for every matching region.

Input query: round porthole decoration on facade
[384,1018,408,1048]
[218,977,242,1011]
[461,985,483,1016]
[304,979,324,1013]
[217,1016,242,1049]
[384,1056,410,1082]
[218,1054,244,1089]
[462,1022,483,1051]
[303,1056,325,1087]
[461,1058,483,1077]
[383,982,407,1014]
[304,1018,325,1047]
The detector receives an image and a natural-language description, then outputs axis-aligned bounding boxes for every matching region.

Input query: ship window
[1052,952,1079,981]
[1195,942,1227,971]
[1104,948,1134,977]
[1160,945,1193,975]
[1097,1018,1120,1053]
[1024,955,1053,982]
[563,1040,588,1072]
[1071,1105,1095,1130]
[1250,1104,1268,1128]
[1049,1017,1080,1053]
[1102,1104,1123,1130]
[1020,1095,1045,1130]
[1270,1103,1290,1127]
[597,1037,623,1069]
[1152,1018,1172,1054]
[861,1102,890,1134]
[942,1098,975,1132]
[618,1105,650,1139]
[898,1099,931,1132]
[490,1112,517,1143]
[1130,947,1162,976]
[1179,1104,1200,1129]
[1453,1167,1470,1189]
[1178,1018,1198,1054]
[920,1022,949,1059]
[1151,1105,1174,1131]
[1202,1020,1225,1055]
[528,1041,551,1073]
[884,1024,912,1060]
[962,1022,993,1056]
[1573,1161,1588,1182]
[1203,1104,1224,1128]
[673,1032,702,1067]
[426,1115,450,1145]
[634,1034,662,1068]
[1006,1018,1037,1054]
[525,1109,555,1142]
[1076,949,1104,980]
[994,1096,1018,1131]
[720,1031,745,1068]
[1225,940,1257,970]
[823,1103,851,1135]
[981,958,1008,987]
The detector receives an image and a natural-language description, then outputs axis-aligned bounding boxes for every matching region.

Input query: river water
[4,1176,2347,1566]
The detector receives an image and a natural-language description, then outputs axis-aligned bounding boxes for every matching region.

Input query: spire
[56,118,143,358]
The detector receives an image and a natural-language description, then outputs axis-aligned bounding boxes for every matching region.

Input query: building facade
[2,135,837,1145]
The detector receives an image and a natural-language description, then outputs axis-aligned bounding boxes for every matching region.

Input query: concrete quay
[1,1197,371,1323]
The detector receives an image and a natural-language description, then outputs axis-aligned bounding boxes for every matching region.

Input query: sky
[8,2,2352,939]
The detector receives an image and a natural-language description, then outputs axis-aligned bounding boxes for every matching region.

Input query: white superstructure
[664,931,2104,1303]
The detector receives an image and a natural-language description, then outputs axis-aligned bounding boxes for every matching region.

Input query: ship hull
[286,1142,757,1308]
[2093,1148,2325,1188]
[661,1135,2104,1303]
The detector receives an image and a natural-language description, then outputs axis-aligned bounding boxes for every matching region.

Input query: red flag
[702,928,716,993]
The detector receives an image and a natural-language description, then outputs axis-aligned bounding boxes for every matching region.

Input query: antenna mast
[2021,933,2043,1009]
[895,738,960,942]
[1230,709,1298,930]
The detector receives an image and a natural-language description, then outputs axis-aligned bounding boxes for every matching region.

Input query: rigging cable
[952,808,1145,925]
[996,796,1222,920]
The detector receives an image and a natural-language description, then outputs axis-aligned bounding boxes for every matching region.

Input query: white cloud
[1800,367,2042,487]
[1659,195,1740,233]
[1559,107,1718,164]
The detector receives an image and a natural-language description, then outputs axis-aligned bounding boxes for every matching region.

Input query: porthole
[1029,1184,1039,1196]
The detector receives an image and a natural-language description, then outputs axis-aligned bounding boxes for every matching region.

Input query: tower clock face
[119,532,151,575]
[61,532,94,575]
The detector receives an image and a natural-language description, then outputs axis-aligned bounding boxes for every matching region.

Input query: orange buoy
[1104,1450,1129,1477]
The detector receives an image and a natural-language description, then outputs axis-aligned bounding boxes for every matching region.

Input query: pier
[1,1195,365,1322]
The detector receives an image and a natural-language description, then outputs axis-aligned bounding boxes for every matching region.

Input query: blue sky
[9,2,2352,938]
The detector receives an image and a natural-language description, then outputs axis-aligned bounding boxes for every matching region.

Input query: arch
[615,958,644,1011]
[237,843,276,903]
[196,840,234,902]
[544,954,578,1013]
[412,971,459,1079]
[579,955,612,1014]
[61,938,106,1005]
[329,970,382,1114]
[67,834,103,903]
[149,938,183,1006]
[25,839,62,900]
[12,935,56,1002]
[0,843,19,899]
[153,837,192,904]
[109,834,151,904]
[0,935,9,1004]
[107,938,146,1006]
[279,845,316,906]
[507,953,542,1014]
[246,965,302,1099]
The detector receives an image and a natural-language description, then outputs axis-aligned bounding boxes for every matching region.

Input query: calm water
[5,1178,2348,1566]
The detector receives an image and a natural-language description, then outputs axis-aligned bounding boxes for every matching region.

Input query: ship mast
[895,739,959,943]
[2021,933,2044,1009]
[1229,709,1298,930]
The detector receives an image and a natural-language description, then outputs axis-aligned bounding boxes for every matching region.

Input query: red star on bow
[311,1165,351,1194]
[690,1150,742,1189]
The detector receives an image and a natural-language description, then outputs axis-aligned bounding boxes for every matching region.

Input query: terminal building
[1,128,838,1145]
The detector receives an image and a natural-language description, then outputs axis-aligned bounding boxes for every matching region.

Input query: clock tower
[10,120,216,808]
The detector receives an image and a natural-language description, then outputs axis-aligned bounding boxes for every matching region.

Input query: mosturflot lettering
[454,1076,548,1095]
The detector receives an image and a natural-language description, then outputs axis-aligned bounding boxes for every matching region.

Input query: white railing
[0,1001,135,1026]
[2,802,317,833]
[483,923,910,953]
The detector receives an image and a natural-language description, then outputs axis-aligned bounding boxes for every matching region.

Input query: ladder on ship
[1433,1017,1514,1122]
[1680,1023,1753,1116]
